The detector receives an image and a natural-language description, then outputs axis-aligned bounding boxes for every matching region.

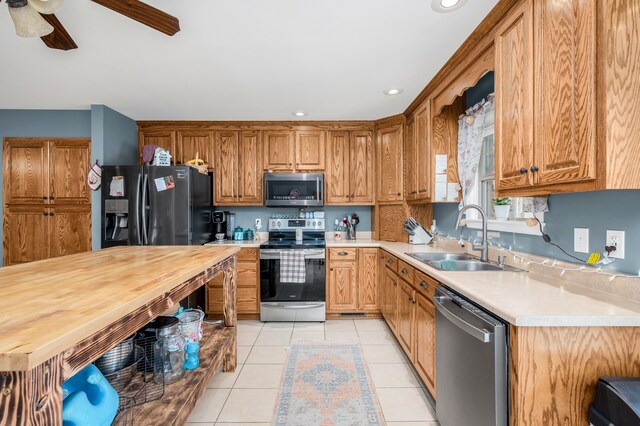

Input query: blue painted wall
[0,110,92,266]
[0,107,138,263]
[217,206,372,233]
[433,72,640,275]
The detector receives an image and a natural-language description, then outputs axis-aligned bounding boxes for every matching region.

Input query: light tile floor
[187,319,439,425]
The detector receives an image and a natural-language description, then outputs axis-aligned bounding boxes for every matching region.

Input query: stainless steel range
[259,216,326,322]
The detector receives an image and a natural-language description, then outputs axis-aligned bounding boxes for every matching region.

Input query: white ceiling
[0,0,498,121]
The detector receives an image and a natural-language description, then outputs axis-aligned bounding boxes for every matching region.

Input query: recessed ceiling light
[292,111,307,117]
[383,88,404,96]
[431,0,467,13]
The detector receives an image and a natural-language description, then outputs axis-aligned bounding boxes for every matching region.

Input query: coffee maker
[212,211,228,241]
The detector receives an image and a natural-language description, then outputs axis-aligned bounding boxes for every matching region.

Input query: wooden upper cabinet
[263,131,294,171]
[326,131,351,204]
[176,130,214,169]
[237,131,263,204]
[3,205,49,266]
[3,139,49,205]
[414,104,431,201]
[350,131,374,204]
[139,129,176,163]
[49,140,91,205]
[295,130,325,171]
[404,117,417,201]
[533,0,596,186]
[377,125,404,202]
[214,131,239,204]
[495,0,535,191]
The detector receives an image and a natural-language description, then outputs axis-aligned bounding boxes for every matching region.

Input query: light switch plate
[574,228,589,253]
[606,230,625,259]
[255,218,262,230]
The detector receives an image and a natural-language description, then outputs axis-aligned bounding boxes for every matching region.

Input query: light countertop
[203,236,640,327]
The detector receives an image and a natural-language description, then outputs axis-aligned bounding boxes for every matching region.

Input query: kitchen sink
[406,253,477,262]
[426,259,524,272]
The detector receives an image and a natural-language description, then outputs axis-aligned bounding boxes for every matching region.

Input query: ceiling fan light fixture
[29,0,64,14]
[7,0,54,37]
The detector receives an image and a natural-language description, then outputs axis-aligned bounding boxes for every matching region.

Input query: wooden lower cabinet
[327,248,380,314]
[396,279,415,356]
[206,248,259,317]
[414,291,437,397]
[382,268,399,332]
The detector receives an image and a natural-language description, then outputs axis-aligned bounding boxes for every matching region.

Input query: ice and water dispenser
[104,199,130,243]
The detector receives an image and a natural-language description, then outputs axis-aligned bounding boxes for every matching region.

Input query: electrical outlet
[574,228,589,253]
[606,230,625,259]
[255,218,262,230]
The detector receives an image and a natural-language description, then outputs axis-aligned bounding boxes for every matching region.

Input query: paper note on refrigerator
[109,176,125,197]
[154,176,175,192]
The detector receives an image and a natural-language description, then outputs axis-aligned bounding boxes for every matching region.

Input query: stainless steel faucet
[455,204,489,262]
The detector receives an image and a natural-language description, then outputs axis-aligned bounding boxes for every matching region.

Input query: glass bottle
[154,322,185,385]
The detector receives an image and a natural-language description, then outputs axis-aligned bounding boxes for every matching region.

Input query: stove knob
[277,220,281,228]
[312,221,317,227]
[307,221,311,226]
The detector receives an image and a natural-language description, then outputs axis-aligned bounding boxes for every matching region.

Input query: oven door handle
[262,303,325,310]
[260,250,325,260]
[434,295,493,343]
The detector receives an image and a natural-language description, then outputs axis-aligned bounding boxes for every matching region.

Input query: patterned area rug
[274,343,385,425]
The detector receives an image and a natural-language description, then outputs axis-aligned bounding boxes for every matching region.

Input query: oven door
[264,173,324,207]
[260,248,326,303]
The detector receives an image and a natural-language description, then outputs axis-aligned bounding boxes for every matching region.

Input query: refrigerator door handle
[142,173,149,245]
[136,173,142,245]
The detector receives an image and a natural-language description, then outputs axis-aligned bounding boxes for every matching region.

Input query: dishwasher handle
[434,294,494,343]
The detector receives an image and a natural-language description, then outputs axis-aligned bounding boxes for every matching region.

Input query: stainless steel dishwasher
[435,286,508,426]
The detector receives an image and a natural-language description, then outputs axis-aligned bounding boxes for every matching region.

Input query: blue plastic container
[62,364,119,426]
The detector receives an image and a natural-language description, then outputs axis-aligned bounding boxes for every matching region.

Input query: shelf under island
[0,245,239,426]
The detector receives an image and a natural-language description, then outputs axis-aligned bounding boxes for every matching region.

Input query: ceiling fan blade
[91,0,180,36]
[40,14,78,50]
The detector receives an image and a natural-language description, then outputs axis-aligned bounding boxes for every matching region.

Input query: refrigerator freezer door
[145,166,192,245]
[101,166,143,248]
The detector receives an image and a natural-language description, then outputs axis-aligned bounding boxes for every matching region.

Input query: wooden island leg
[0,354,64,426]
[222,255,238,372]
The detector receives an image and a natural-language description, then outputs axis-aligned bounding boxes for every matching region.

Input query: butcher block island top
[0,245,239,372]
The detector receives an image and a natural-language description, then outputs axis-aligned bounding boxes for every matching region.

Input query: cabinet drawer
[207,286,258,314]
[397,260,415,283]
[238,248,258,261]
[329,248,357,261]
[414,270,440,300]
[383,252,398,272]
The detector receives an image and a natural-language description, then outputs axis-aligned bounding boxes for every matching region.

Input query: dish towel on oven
[280,251,306,283]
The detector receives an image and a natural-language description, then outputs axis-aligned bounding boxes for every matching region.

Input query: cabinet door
[295,130,325,171]
[214,131,239,204]
[350,131,374,204]
[176,130,214,169]
[404,117,417,201]
[49,139,91,205]
[140,130,176,163]
[263,131,294,170]
[494,1,535,190]
[327,260,358,313]
[415,104,432,201]
[377,125,404,202]
[326,131,351,204]
[48,205,92,259]
[533,0,596,186]
[414,291,436,397]
[397,280,415,356]
[237,131,263,204]
[383,269,399,332]
[2,205,49,266]
[3,139,49,205]
[358,248,379,312]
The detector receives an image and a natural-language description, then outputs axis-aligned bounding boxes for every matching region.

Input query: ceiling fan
[5,0,180,50]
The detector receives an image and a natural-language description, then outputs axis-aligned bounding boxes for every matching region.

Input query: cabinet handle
[408,296,412,302]
[530,165,539,173]
[50,196,55,200]
[401,268,408,275]
[43,211,48,216]
[420,281,429,289]
[338,251,349,256]
[410,191,417,194]
[387,259,394,264]
[42,196,47,200]
[519,168,528,175]
[411,298,417,305]
[330,268,334,271]
[289,162,293,166]
[397,192,401,196]
[393,282,397,286]
[50,212,55,216]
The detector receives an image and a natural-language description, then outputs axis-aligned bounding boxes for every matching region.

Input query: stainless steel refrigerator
[101,165,213,308]
[101,165,213,248]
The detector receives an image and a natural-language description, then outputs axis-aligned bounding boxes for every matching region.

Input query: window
[464,110,543,235]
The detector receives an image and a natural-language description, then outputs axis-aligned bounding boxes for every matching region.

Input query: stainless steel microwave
[264,173,324,207]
